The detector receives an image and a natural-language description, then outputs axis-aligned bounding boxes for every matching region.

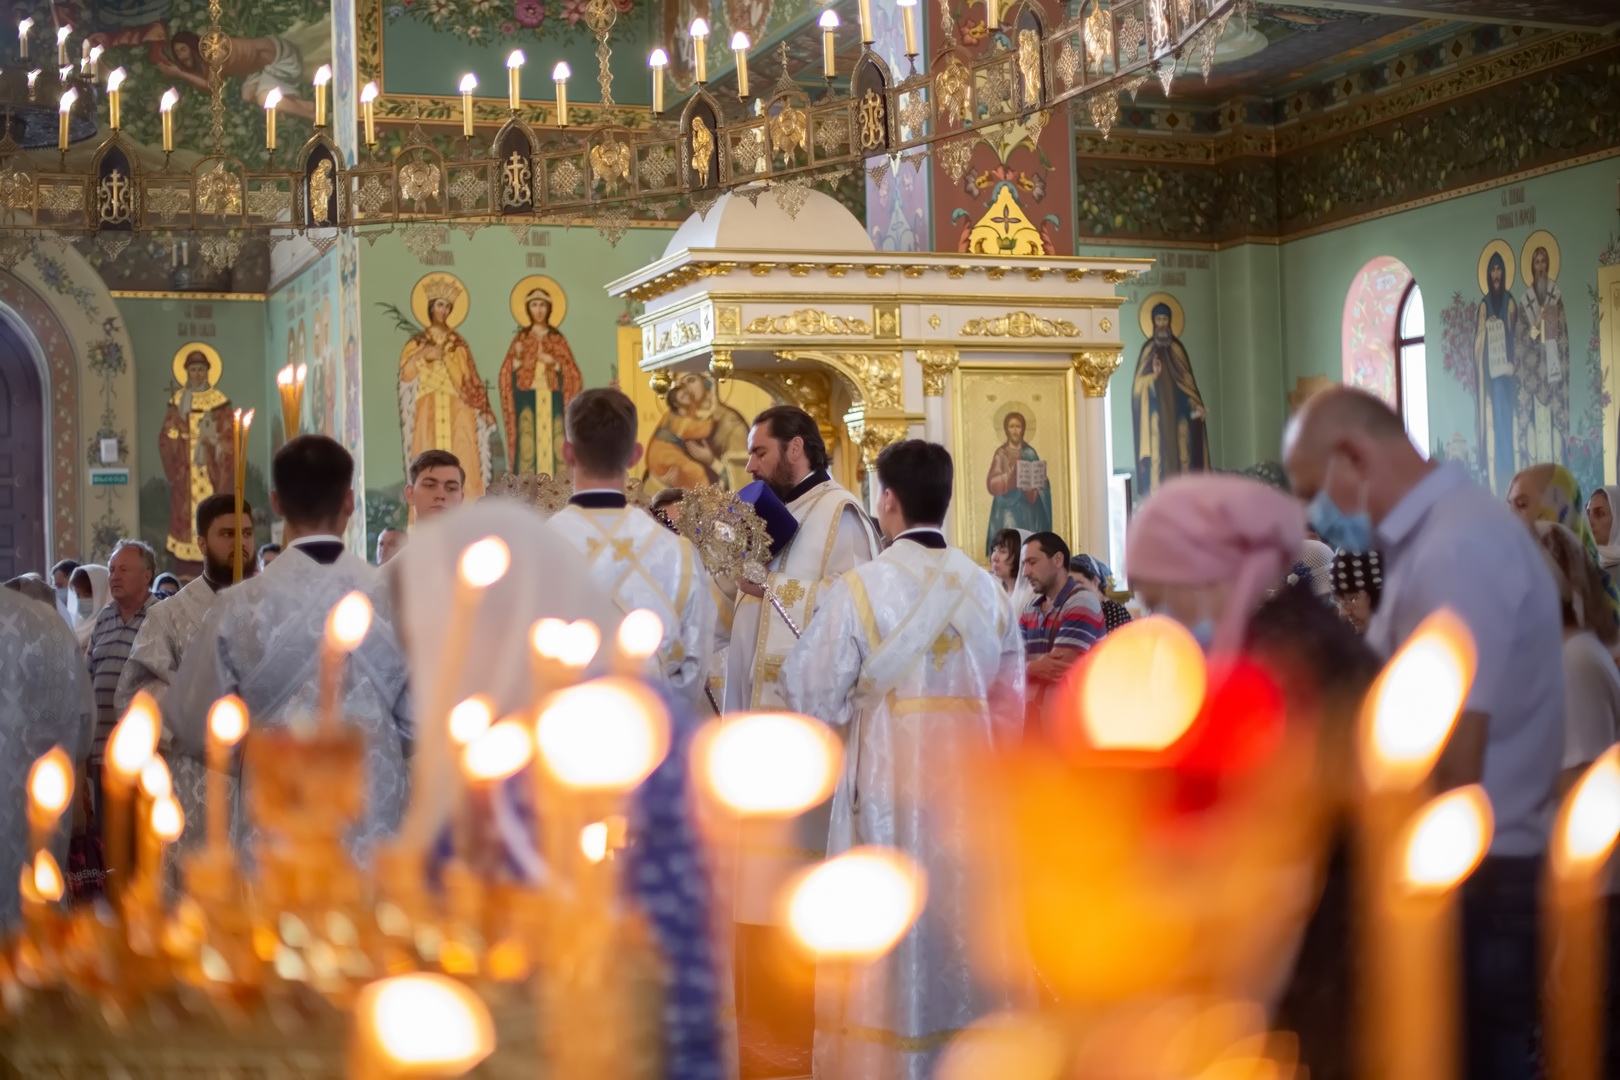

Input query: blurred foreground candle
[1546,747,1620,1080]
[697,711,840,816]
[731,32,751,98]
[449,696,495,747]
[356,972,494,1078]
[612,609,663,677]
[507,49,524,111]
[106,66,125,130]
[262,86,282,150]
[819,10,840,77]
[105,692,160,907]
[31,851,64,904]
[57,86,75,151]
[690,19,709,83]
[552,62,570,127]
[312,63,331,128]
[537,677,668,792]
[206,696,248,853]
[458,73,477,137]
[322,592,374,732]
[462,718,533,785]
[361,82,379,146]
[897,0,919,57]
[27,746,73,854]
[160,87,178,152]
[648,49,667,114]
[784,846,925,960]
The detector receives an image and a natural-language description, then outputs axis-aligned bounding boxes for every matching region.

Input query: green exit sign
[89,468,129,486]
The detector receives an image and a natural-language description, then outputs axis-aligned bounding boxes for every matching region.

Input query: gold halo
[1478,239,1516,295]
[993,400,1037,442]
[1520,230,1560,286]
[510,275,568,329]
[1138,292,1185,339]
[172,341,222,388]
[410,272,471,329]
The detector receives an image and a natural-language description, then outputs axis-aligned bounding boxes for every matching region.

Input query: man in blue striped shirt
[86,538,157,770]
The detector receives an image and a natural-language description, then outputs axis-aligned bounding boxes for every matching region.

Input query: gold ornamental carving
[745,309,872,336]
[873,304,901,339]
[917,348,960,397]
[1072,349,1123,398]
[691,115,715,178]
[959,311,1079,339]
[715,304,741,335]
[648,369,674,395]
[774,349,905,413]
[857,90,887,151]
[744,370,837,446]
[709,349,734,382]
[858,419,911,470]
[655,319,703,352]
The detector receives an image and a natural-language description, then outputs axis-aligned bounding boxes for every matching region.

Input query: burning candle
[858,0,874,43]
[87,43,102,76]
[648,49,667,115]
[160,87,178,152]
[232,409,254,583]
[462,718,534,786]
[897,0,919,56]
[361,82,379,147]
[696,711,840,816]
[819,11,840,77]
[552,62,570,127]
[784,847,925,959]
[55,25,68,67]
[536,677,668,793]
[17,18,31,59]
[312,63,331,128]
[613,609,664,677]
[690,18,709,83]
[355,973,494,1077]
[26,746,74,855]
[730,32,751,98]
[57,86,75,151]
[458,73,476,137]
[276,363,307,441]
[105,692,160,907]
[1546,746,1620,1080]
[106,67,124,130]
[322,592,374,731]
[30,851,64,905]
[449,696,495,746]
[262,87,281,150]
[507,50,524,111]
[206,696,248,854]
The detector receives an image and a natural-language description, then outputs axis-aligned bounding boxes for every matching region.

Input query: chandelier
[0,0,1237,265]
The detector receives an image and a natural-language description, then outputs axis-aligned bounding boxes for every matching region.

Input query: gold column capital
[1072,348,1123,398]
[853,419,912,470]
[916,348,960,397]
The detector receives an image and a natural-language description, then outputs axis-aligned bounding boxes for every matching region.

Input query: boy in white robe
[167,436,412,859]
[781,439,1029,1080]
[549,388,716,707]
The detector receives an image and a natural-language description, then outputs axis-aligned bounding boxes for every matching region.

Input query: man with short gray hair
[87,539,158,770]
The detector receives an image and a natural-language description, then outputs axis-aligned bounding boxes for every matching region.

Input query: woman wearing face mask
[1585,485,1620,575]
[69,564,110,652]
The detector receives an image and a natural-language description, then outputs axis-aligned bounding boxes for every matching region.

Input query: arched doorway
[0,318,44,578]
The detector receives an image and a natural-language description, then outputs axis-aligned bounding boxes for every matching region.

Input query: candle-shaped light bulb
[458,73,476,137]
[361,81,379,146]
[312,63,331,127]
[690,18,709,83]
[86,43,102,75]
[648,48,667,114]
[106,66,124,130]
[897,0,919,56]
[160,87,178,152]
[55,25,69,66]
[730,32,751,98]
[819,10,840,77]
[985,0,998,30]
[18,18,32,59]
[507,49,524,111]
[57,85,75,150]
[57,63,71,82]
[552,61,570,127]
[858,0,874,43]
[262,86,282,150]
[32,851,63,903]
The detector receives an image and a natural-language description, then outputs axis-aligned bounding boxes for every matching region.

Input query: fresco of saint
[1475,242,1529,494]
[158,345,235,565]
[984,407,1052,555]
[387,272,497,498]
[499,276,582,477]
[643,373,751,491]
[1131,294,1210,500]
[1519,232,1570,467]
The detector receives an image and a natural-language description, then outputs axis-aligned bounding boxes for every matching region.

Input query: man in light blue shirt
[1285,387,1559,1080]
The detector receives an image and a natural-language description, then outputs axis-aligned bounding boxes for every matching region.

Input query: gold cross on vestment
[611,538,636,560]
[930,628,962,671]
[586,538,605,559]
[775,578,805,606]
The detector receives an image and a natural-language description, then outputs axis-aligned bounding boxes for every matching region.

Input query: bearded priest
[781,439,1030,1080]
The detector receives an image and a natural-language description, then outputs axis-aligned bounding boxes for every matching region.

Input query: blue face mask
[76,596,93,617]
[1187,618,1217,652]
[1308,490,1374,553]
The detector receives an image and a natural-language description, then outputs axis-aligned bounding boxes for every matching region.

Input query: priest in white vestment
[0,587,94,928]
[781,439,1030,1080]
[167,436,412,859]
[117,493,257,848]
[549,388,716,708]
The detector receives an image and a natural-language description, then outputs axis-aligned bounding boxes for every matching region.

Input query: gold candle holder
[507,50,524,111]
[361,82,379,147]
[648,49,667,115]
[160,87,178,152]
[459,73,477,137]
[730,32,750,98]
[552,62,570,127]
[56,86,75,151]
[106,67,125,130]
[819,11,839,77]
[689,19,709,83]
[313,64,331,128]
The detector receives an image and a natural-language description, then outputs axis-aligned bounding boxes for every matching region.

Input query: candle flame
[557,620,600,668]
[784,847,925,959]
[536,677,670,791]
[108,692,160,779]
[689,17,709,36]
[106,67,125,92]
[698,711,840,816]
[1556,745,1620,875]
[27,747,73,818]
[325,591,373,653]
[458,537,510,589]
[358,973,494,1072]
[151,794,184,842]
[32,851,63,902]
[507,49,525,68]
[819,9,841,27]
[530,617,568,659]
[552,61,571,81]
[616,609,664,661]
[1362,609,1475,793]
[295,363,307,382]
[449,696,495,746]
[160,87,179,112]
[263,86,282,110]
[1402,785,1493,893]
[58,86,76,113]
[139,756,173,800]
[462,718,534,783]
[1077,616,1206,751]
[242,408,254,428]
[458,73,477,93]
[649,48,669,67]
[580,822,609,863]
[361,82,379,103]
[277,363,295,387]
[731,30,751,48]
[208,694,249,745]
[312,64,331,86]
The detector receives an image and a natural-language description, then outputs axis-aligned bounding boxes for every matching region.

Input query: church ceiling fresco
[1302,0,1619,28]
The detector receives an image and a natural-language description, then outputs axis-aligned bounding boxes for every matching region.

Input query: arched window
[1396,280,1428,456]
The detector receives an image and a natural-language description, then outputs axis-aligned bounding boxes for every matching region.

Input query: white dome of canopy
[664,187,875,256]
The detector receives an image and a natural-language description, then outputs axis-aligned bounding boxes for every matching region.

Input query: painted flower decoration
[561,0,588,23]
[425,0,454,20]
[514,0,544,26]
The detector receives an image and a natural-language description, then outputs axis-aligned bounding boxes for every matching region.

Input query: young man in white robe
[167,435,412,858]
[116,493,256,846]
[0,587,94,928]
[549,387,716,706]
[781,439,1030,1080]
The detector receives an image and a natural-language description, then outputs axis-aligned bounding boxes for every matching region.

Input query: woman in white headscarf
[1585,485,1620,575]
[69,564,110,651]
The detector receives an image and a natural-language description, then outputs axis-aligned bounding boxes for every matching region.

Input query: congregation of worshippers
[3,383,1616,1080]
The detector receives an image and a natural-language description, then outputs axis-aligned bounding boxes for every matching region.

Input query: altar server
[168,436,412,857]
[781,439,1029,1080]
[549,388,716,707]
[721,405,878,713]
[117,494,255,846]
